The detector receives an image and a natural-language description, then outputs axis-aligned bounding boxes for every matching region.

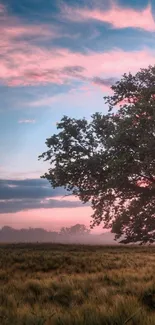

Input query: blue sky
[0,0,155,229]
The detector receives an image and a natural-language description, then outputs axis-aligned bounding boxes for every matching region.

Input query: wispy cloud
[30,95,58,107]
[0,2,155,88]
[30,82,110,107]
[0,169,44,180]
[0,3,60,86]
[62,3,155,32]
[0,4,58,41]
[1,41,155,87]
[18,119,36,124]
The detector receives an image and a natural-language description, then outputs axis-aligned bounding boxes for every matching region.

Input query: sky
[0,0,155,231]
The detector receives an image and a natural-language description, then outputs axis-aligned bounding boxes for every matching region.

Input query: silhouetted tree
[60,224,90,236]
[39,65,155,244]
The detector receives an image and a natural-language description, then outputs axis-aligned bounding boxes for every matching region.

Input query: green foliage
[39,65,155,244]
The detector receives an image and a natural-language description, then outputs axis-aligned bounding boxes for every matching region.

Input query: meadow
[0,244,155,325]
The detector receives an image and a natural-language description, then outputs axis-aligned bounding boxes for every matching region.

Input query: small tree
[39,65,155,244]
[60,224,90,236]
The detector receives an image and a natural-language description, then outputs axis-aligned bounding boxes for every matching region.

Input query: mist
[0,225,118,245]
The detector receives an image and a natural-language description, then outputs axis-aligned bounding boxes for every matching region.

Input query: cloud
[0,3,154,87]
[18,119,36,124]
[0,4,60,86]
[0,178,67,200]
[28,47,155,103]
[0,170,45,180]
[0,2,155,89]
[0,197,88,214]
[30,82,111,107]
[62,65,85,77]
[1,37,155,87]
[92,77,116,86]
[22,65,86,86]
[62,3,155,32]
[0,178,88,213]
[30,95,58,107]
[0,5,58,43]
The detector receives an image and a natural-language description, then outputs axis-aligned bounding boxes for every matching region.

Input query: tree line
[0,224,115,244]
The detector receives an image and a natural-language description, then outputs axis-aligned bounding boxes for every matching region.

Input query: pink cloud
[62,3,155,32]
[2,25,55,38]
[0,4,59,85]
[0,3,155,88]
[23,48,154,80]
[1,43,155,87]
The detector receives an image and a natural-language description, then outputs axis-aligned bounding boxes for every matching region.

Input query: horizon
[0,224,107,234]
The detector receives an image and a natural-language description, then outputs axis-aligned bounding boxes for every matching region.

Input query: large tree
[39,65,155,244]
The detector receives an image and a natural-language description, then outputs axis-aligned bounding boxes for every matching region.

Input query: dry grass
[0,244,155,324]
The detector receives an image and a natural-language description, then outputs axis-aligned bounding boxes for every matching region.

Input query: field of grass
[0,244,155,324]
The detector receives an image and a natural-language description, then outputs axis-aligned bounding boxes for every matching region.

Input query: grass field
[0,244,155,324]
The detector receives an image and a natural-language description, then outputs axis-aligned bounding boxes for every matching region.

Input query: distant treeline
[0,224,116,244]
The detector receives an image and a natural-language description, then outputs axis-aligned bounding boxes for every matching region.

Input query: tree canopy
[39,65,155,244]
